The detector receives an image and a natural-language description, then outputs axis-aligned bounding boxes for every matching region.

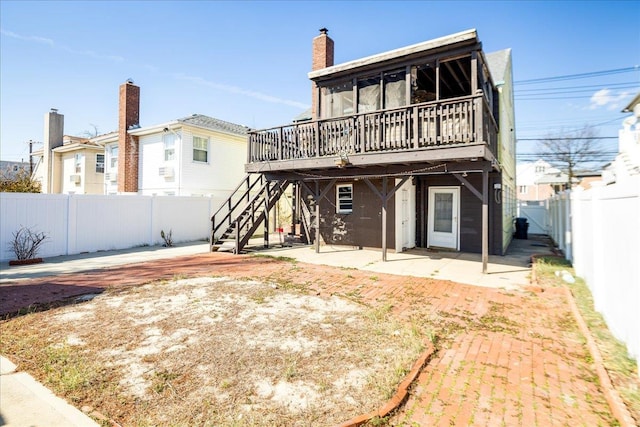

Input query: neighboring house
[0,160,30,180]
[575,172,602,190]
[214,28,517,270]
[34,81,248,198]
[32,113,106,195]
[516,159,570,203]
[603,92,640,184]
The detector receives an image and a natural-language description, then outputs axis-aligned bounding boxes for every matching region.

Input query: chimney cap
[126,78,135,84]
[319,28,328,35]
[50,108,58,113]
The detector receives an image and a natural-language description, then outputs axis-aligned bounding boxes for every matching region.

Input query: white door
[401,188,411,249]
[427,187,460,250]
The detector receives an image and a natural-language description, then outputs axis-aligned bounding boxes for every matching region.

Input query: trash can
[514,217,529,239]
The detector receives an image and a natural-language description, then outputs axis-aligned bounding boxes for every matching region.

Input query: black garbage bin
[515,217,529,239]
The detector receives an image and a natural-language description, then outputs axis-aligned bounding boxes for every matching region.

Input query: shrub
[160,229,173,247]
[9,226,48,260]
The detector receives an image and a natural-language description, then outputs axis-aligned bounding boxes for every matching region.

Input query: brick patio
[0,251,618,425]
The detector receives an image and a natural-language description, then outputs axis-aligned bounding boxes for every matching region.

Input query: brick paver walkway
[0,252,618,426]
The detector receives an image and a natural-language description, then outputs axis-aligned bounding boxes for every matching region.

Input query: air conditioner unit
[105,172,118,182]
[69,174,81,184]
[159,166,174,178]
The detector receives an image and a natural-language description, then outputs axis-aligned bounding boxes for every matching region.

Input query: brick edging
[563,286,638,427]
[334,341,436,427]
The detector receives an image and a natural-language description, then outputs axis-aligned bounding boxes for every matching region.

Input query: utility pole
[27,140,42,176]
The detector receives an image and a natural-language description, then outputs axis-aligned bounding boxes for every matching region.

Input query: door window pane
[434,193,453,232]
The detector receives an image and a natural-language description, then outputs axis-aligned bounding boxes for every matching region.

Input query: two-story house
[32,110,106,194]
[603,92,640,184]
[212,29,516,273]
[516,159,570,203]
[34,81,248,198]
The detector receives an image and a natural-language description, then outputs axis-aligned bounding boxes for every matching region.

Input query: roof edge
[308,28,478,80]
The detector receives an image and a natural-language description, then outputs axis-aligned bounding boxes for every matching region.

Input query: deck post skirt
[482,169,489,274]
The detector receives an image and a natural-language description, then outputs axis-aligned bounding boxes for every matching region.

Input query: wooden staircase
[210,174,291,254]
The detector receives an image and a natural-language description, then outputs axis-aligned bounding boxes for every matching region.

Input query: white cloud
[1,28,123,62]
[1,29,54,46]
[173,73,309,110]
[589,88,631,111]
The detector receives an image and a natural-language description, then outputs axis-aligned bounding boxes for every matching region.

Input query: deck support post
[299,179,336,253]
[315,181,321,253]
[264,183,270,248]
[363,176,410,262]
[382,177,388,262]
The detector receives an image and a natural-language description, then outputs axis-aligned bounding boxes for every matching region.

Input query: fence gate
[517,202,549,235]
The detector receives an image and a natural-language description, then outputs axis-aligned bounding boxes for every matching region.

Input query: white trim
[336,183,353,214]
[427,186,460,250]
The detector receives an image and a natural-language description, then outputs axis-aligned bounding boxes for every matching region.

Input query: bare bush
[9,226,48,260]
[160,229,173,247]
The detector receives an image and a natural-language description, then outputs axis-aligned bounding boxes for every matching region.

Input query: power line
[515,66,639,85]
[518,137,618,141]
[516,81,639,94]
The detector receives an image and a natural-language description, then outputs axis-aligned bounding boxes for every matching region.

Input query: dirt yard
[1,275,424,426]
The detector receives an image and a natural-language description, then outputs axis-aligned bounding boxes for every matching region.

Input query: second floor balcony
[246,93,498,174]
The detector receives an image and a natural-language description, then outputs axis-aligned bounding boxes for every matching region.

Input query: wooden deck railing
[248,94,497,164]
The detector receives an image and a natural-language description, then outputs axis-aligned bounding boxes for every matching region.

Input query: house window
[321,81,353,119]
[535,165,546,173]
[96,154,105,173]
[193,136,209,163]
[519,185,528,194]
[383,70,406,109]
[110,145,118,169]
[74,153,83,173]
[336,183,353,214]
[358,76,381,113]
[164,133,175,161]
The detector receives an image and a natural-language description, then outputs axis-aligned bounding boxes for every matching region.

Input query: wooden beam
[482,168,489,274]
[264,183,270,248]
[382,177,388,262]
[300,179,337,253]
[315,181,320,253]
[452,172,482,201]
[363,176,409,262]
[246,144,490,173]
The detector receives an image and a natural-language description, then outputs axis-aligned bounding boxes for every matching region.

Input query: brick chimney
[118,79,140,193]
[42,108,64,193]
[311,28,334,120]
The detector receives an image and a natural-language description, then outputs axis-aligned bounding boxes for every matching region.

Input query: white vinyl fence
[548,176,640,371]
[0,193,227,262]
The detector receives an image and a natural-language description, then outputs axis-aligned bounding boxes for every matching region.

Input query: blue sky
[1,0,639,163]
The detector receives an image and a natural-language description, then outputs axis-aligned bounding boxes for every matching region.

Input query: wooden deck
[246,94,498,173]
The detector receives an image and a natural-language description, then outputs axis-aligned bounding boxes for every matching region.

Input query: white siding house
[32,133,105,195]
[104,114,248,197]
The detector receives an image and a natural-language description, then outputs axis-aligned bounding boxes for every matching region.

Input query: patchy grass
[0,275,425,426]
[533,256,640,424]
